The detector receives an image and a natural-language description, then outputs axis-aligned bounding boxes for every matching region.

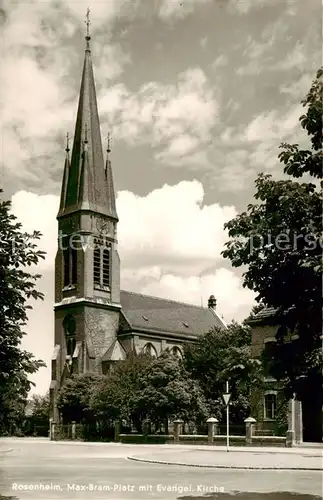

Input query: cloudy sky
[0,0,321,394]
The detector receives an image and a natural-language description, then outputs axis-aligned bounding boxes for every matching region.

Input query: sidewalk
[128,445,323,471]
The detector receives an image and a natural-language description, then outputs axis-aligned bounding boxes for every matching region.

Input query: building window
[63,315,76,357]
[143,343,157,358]
[63,247,70,286]
[264,393,277,420]
[93,241,111,289]
[63,236,77,287]
[102,248,110,286]
[262,339,276,377]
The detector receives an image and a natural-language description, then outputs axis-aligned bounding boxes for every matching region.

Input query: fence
[50,417,288,447]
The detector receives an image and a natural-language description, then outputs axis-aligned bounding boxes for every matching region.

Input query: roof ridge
[120,289,209,310]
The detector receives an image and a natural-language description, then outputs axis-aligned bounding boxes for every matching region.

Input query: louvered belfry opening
[93,239,111,289]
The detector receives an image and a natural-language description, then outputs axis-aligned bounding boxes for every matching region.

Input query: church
[50,29,226,421]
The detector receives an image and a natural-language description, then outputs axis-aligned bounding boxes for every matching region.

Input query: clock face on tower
[96,217,110,235]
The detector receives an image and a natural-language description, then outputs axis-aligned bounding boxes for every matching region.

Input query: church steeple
[58,133,70,213]
[58,9,118,220]
[104,133,118,219]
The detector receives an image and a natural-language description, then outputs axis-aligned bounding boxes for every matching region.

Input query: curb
[127,456,323,471]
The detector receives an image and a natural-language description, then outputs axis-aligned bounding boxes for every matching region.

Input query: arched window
[143,343,157,358]
[264,392,277,420]
[63,315,76,357]
[171,346,183,359]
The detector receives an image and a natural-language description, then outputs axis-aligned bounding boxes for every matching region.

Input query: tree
[0,191,46,434]
[279,68,322,179]
[184,322,262,424]
[90,353,150,431]
[222,68,322,441]
[57,373,104,423]
[24,392,50,436]
[90,351,208,434]
[132,351,208,432]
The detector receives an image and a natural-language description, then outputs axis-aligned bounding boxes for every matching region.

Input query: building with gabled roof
[50,30,226,421]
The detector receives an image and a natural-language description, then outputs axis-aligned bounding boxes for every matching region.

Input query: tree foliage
[184,322,262,423]
[89,351,207,432]
[221,68,322,440]
[89,353,150,428]
[279,68,322,179]
[0,191,46,434]
[131,351,208,428]
[24,392,50,436]
[57,373,104,423]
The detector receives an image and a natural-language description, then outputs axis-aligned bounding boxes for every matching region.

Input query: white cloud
[117,180,237,273]
[138,269,255,323]
[212,54,228,71]
[244,105,302,143]
[92,40,132,83]
[158,0,212,19]
[0,0,131,181]
[228,0,284,15]
[11,181,255,393]
[10,192,58,271]
[99,67,218,163]
[280,73,313,100]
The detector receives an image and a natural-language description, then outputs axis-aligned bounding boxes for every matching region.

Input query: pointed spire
[104,133,118,220]
[59,12,118,220]
[78,123,93,207]
[58,133,71,213]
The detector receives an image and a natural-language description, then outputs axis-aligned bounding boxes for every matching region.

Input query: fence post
[173,419,184,443]
[114,420,121,442]
[295,399,303,443]
[244,417,256,445]
[50,421,56,441]
[71,421,76,440]
[206,417,218,444]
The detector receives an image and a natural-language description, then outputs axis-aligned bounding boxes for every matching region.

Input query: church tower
[50,15,120,421]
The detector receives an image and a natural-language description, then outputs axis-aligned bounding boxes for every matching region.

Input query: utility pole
[223,380,231,452]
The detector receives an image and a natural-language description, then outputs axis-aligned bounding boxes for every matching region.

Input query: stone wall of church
[132,335,184,356]
[84,306,120,365]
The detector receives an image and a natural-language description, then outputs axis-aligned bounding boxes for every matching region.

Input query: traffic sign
[223,393,231,406]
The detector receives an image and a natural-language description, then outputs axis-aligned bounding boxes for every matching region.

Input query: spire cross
[85,8,91,40]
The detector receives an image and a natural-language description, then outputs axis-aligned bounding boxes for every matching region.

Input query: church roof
[102,339,126,362]
[119,290,226,339]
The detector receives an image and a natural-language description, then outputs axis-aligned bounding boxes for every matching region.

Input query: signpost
[222,381,231,452]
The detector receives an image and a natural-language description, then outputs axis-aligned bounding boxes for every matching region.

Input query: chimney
[208,294,217,309]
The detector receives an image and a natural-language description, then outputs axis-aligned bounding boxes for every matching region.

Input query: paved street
[0,438,322,500]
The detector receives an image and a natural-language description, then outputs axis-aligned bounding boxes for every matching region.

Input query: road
[0,439,321,500]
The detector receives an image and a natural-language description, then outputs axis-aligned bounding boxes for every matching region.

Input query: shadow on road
[0,496,18,500]
[179,492,322,500]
